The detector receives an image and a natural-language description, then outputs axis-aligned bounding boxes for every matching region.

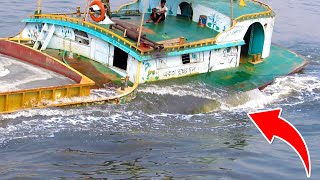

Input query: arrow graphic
[247,108,311,178]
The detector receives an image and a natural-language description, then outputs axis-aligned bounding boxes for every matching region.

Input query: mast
[137,0,149,46]
[84,0,91,21]
[37,0,42,14]
[230,0,234,26]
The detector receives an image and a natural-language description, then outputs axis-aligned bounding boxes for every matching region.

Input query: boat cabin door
[178,2,193,20]
[241,22,265,58]
[113,47,128,71]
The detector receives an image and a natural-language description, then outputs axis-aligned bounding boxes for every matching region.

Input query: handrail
[164,38,216,51]
[31,14,146,54]
[213,0,274,42]
[235,0,274,22]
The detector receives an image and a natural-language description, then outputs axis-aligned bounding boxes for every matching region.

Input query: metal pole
[230,0,234,26]
[38,0,42,14]
[137,0,149,46]
[84,0,91,21]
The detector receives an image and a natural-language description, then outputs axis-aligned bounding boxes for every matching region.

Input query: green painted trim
[166,41,245,57]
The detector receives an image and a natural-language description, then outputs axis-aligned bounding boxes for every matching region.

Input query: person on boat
[147,8,160,23]
[147,0,168,24]
[101,0,111,18]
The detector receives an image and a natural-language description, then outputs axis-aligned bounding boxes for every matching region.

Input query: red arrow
[247,108,311,178]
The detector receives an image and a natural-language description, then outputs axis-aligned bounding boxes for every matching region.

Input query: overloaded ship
[0,0,308,114]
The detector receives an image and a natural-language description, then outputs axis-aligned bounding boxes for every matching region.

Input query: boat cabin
[19,0,275,84]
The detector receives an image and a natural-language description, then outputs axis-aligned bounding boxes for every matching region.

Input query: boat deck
[108,15,219,43]
[0,54,75,93]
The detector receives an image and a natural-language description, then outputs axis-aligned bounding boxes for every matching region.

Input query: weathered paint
[139,46,241,83]
[20,23,43,41]
[192,4,231,32]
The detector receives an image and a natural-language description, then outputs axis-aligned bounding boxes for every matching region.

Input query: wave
[139,83,224,100]
[0,107,250,145]
[0,73,319,144]
[190,75,320,113]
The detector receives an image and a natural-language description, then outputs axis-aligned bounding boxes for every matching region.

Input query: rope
[62,51,70,66]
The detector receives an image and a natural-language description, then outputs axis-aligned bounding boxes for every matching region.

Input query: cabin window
[74,30,90,45]
[182,54,191,64]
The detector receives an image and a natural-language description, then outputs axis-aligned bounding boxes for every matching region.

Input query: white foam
[203,75,320,112]
[139,83,222,100]
[0,68,10,77]
[263,75,320,101]
[219,89,272,111]
[0,72,319,145]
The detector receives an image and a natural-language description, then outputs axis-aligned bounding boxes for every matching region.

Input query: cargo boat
[0,0,308,114]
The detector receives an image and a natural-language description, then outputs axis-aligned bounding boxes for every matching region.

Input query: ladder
[33,23,55,51]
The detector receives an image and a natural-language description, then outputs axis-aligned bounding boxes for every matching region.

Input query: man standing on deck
[147,0,168,24]
[101,0,111,18]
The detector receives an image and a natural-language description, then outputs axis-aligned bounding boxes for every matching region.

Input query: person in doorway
[147,0,168,24]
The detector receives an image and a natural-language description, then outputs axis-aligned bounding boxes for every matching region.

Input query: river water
[0,0,319,179]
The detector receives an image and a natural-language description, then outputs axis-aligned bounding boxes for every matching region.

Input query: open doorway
[113,47,128,71]
[177,2,193,20]
[241,22,265,62]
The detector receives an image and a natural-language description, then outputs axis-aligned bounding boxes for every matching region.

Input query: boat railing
[164,38,216,51]
[31,14,147,55]
[213,0,274,43]
[235,0,274,22]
